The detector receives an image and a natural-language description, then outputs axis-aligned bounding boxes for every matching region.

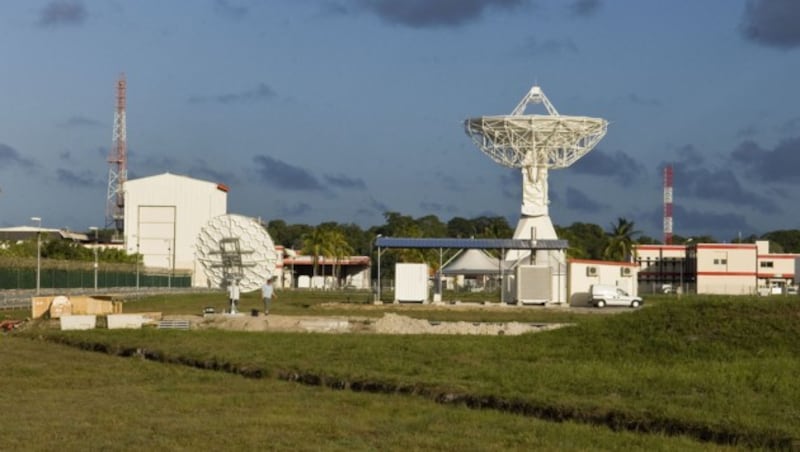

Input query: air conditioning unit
[586,266,598,277]
[621,267,633,277]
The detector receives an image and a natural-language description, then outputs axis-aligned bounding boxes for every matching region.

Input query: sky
[1,0,799,242]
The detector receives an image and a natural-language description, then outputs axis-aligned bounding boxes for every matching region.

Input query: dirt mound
[373,313,566,335]
[190,313,568,335]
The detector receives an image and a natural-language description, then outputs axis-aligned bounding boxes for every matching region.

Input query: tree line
[268,213,800,275]
[3,213,798,271]
[0,236,138,265]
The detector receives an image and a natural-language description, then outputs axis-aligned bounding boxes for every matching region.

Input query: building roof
[284,255,370,266]
[125,172,227,191]
[375,237,568,250]
[441,249,504,275]
[0,227,88,242]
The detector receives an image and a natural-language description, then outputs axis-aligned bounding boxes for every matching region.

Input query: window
[760,261,774,268]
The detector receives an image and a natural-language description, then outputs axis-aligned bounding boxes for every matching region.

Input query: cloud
[252,155,324,191]
[731,137,800,184]
[189,83,276,104]
[353,0,526,28]
[626,93,662,107]
[59,115,103,128]
[565,187,605,213]
[56,168,102,187]
[520,36,579,56]
[369,197,390,213]
[0,143,37,169]
[568,0,601,17]
[436,170,467,192]
[38,0,87,27]
[214,0,248,19]
[357,197,390,216]
[672,159,780,214]
[740,0,800,49]
[637,204,757,240]
[672,205,756,239]
[736,124,759,138]
[778,116,800,134]
[674,144,705,166]
[277,201,312,217]
[319,1,350,16]
[500,170,521,199]
[138,154,180,173]
[324,173,366,190]
[419,201,459,214]
[188,159,238,185]
[569,148,646,187]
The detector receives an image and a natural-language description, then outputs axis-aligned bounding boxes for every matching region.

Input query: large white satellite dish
[195,214,280,292]
[465,85,608,253]
[465,85,608,305]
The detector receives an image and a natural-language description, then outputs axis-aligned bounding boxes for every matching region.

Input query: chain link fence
[0,259,196,310]
[0,267,190,291]
[0,286,213,310]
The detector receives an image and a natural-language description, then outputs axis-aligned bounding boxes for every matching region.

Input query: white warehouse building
[123,172,228,287]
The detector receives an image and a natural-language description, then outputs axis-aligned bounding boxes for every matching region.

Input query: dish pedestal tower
[465,85,608,302]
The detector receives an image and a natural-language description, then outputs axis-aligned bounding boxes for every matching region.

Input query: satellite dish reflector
[195,214,280,292]
[465,84,608,274]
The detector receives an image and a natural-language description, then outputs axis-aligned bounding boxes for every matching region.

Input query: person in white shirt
[261,276,277,315]
[228,278,241,313]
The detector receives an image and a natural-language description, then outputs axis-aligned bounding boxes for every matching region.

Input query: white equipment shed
[375,237,568,305]
[123,172,228,287]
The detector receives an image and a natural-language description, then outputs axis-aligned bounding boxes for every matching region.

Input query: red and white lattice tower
[105,73,127,233]
[663,165,673,245]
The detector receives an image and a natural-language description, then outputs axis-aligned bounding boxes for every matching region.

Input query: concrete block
[107,314,146,330]
[60,315,97,331]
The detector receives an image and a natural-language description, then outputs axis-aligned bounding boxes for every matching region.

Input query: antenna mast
[105,73,127,234]
[663,165,673,245]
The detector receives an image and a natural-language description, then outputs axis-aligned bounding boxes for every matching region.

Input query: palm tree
[603,217,640,262]
[302,227,330,279]
[326,229,353,288]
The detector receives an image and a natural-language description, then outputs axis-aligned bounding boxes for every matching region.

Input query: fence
[0,267,191,290]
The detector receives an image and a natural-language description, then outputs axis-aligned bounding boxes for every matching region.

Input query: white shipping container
[395,263,428,303]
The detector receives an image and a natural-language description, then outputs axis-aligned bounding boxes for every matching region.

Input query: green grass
[10,293,800,448]
[0,337,726,451]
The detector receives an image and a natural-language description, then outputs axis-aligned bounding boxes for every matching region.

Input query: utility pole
[31,217,42,294]
[90,227,99,290]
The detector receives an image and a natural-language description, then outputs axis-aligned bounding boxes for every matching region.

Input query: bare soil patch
[186,311,570,335]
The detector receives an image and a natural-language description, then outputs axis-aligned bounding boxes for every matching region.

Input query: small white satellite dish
[195,214,280,292]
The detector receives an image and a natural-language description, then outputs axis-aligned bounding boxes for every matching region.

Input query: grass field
[0,337,728,451]
[5,290,800,449]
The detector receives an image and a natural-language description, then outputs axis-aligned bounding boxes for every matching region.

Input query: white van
[590,284,643,308]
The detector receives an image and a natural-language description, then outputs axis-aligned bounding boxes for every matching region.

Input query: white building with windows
[635,241,799,295]
[692,243,757,295]
[567,258,639,306]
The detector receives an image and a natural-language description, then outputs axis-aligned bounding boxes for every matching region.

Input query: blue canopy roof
[375,237,567,250]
